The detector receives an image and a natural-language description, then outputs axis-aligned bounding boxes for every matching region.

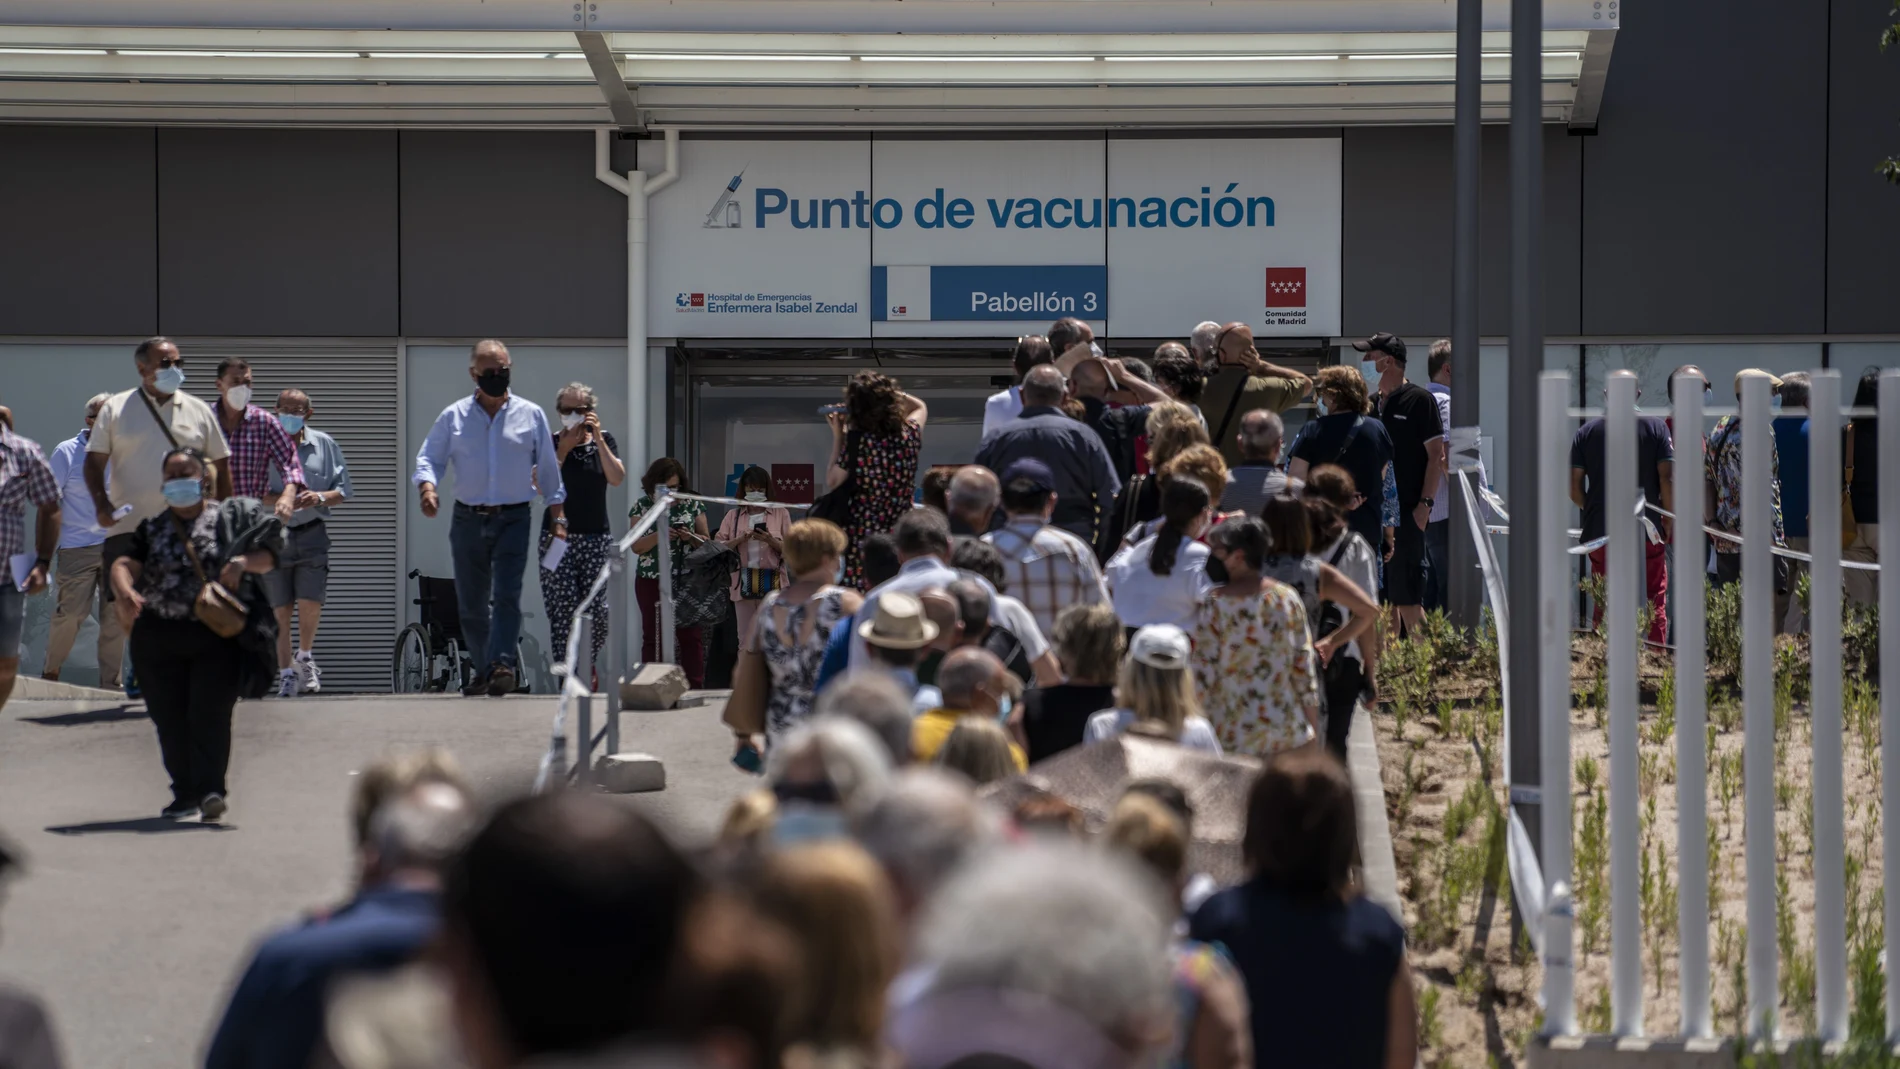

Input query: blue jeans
[449,503,531,671]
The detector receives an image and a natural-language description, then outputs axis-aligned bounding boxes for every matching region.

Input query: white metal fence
[1528,367,1893,1043]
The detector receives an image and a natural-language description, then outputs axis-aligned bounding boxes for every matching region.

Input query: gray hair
[1190,321,1223,363]
[913,841,1174,1038]
[814,671,916,766]
[1236,409,1284,461]
[936,647,1001,709]
[367,780,474,874]
[1779,371,1811,409]
[1020,364,1067,407]
[852,768,1001,905]
[85,392,112,418]
[947,466,1000,517]
[557,381,598,409]
[766,715,893,813]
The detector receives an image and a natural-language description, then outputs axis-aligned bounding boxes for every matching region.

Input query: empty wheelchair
[391,570,532,693]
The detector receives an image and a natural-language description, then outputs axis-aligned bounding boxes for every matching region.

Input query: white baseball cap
[1128,624,1191,670]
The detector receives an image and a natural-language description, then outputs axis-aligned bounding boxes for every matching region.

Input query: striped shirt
[983,516,1111,639]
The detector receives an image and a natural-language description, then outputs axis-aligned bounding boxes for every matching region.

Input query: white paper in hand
[541,536,568,572]
[9,553,33,591]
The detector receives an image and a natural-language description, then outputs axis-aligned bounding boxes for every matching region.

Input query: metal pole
[1673,372,1712,1038]
[1740,373,1777,1041]
[1880,371,1900,1045]
[1809,370,1848,1042]
[1445,0,1483,628]
[656,488,677,666]
[575,692,593,788]
[1605,371,1643,1035]
[1507,0,1545,913]
[1539,371,1576,1036]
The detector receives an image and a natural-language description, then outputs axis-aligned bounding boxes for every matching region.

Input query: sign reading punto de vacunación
[643,137,1342,339]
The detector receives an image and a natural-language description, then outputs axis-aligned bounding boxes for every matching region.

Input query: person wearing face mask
[212,358,304,524]
[911,646,1026,770]
[1105,476,1214,631]
[87,338,234,700]
[740,519,863,765]
[109,447,284,822]
[1200,323,1313,469]
[414,340,566,698]
[1354,333,1444,641]
[263,389,353,697]
[534,382,623,691]
[715,465,791,656]
[628,456,710,687]
[1286,367,1394,562]
[41,393,125,689]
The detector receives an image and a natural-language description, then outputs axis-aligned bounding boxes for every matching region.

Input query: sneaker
[277,667,298,698]
[460,671,490,698]
[486,663,517,697]
[125,668,140,700]
[199,793,227,822]
[294,651,321,695]
[160,799,199,820]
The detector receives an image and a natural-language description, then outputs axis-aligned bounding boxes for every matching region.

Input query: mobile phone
[748,513,766,528]
[818,403,847,416]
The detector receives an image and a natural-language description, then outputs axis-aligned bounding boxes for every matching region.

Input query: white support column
[1540,370,1577,1036]
[656,488,676,667]
[1740,372,1778,1041]
[1809,369,1848,1042]
[1673,370,1712,1038]
[1880,371,1900,1045]
[1605,370,1643,1035]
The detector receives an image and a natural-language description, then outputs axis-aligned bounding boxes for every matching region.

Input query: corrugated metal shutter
[184,342,399,693]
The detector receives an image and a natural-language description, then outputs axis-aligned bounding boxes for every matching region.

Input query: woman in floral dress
[826,370,927,589]
[1192,516,1322,756]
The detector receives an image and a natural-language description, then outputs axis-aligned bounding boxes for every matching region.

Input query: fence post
[1807,370,1848,1041]
[1540,370,1577,1035]
[1605,370,1643,1035]
[575,691,593,788]
[1673,370,1712,1038]
[656,487,677,667]
[1740,372,1778,1040]
[1880,372,1900,1045]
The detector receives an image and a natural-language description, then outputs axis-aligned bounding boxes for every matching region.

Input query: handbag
[724,647,769,738]
[808,431,858,526]
[674,540,737,628]
[737,568,779,600]
[171,511,248,639]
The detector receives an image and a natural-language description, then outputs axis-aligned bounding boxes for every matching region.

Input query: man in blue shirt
[1776,372,1811,634]
[265,389,354,698]
[973,365,1121,544]
[414,340,566,696]
[41,392,123,689]
[206,760,473,1069]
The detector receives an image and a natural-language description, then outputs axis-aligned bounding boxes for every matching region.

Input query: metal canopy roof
[0,0,1617,130]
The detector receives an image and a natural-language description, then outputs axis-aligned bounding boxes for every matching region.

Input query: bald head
[947,466,1000,529]
[1070,358,1110,399]
[938,646,1006,709]
[1216,322,1256,366]
[1190,321,1222,364]
[1020,364,1068,407]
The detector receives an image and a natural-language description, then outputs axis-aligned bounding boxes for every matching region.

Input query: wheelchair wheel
[391,624,431,693]
[444,636,474,693]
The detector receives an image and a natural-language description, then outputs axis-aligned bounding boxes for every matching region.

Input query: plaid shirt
[983,516,1112,639]
[217,401,305,498]
[0,426,60,563]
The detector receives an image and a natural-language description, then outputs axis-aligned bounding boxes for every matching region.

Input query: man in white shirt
[41,393,124,687]
[980,335,1055,438]
[1423,339,1486,612]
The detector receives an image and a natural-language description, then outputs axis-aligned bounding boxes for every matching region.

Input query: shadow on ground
[46,817,234,836]
[19,705,146,727]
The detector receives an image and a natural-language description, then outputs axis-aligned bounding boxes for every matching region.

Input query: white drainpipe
[595,126,678,674]
[594,126,678,476]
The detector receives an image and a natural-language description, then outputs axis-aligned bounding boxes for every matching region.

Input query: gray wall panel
[0,126,157,336]
[157,129,398,336]
[1827,0,1900,334]
[1341,125,1580,341]
[1580,0,1828,335]
[400,131,627,338]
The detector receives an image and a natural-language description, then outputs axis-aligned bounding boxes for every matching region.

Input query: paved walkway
[0,692,752,1069]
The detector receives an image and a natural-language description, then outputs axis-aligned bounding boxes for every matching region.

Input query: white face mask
[561,411,586,431]
[224,384,251,409]
[744,491,766,503]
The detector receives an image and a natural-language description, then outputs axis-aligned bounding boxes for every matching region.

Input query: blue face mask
[996,694,1014,723]
[277,414,305,435]
[773,803,848,845]
[833,562,846,586]
[1316,397,1330,417]
[154,366,186,394]
[161,477,203,508]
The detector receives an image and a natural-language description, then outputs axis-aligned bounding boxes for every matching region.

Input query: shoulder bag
[1209,373,1250,453]
[808,431,858,527]
[135,387,182,450]
[171,511,248,638]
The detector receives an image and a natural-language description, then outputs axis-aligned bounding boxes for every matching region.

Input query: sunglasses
[557,406,594,416]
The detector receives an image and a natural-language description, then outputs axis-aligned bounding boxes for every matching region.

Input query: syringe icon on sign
[702,169,745,229]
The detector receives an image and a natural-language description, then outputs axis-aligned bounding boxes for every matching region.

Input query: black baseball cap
[1352,333,1408,362]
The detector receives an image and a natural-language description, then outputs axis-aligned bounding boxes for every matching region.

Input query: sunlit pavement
[0,691,749,1069]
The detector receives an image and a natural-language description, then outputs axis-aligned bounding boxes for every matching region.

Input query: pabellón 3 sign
[642,136,1340,339]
